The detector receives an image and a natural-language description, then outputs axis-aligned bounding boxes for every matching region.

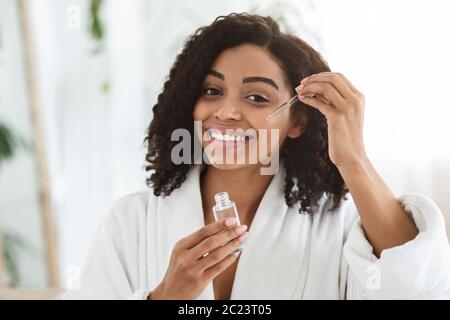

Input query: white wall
[314,0,450,234]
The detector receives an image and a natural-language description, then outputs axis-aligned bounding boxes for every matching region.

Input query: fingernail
[299,95,305,100]
[225,218,237,226]
[239,232,249,242]
[235,225,248,235]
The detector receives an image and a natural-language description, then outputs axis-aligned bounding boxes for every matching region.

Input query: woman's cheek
[192,103,204,121]
[252,125,274,160]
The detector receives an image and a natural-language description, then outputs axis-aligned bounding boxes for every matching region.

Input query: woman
[61,13,450,300]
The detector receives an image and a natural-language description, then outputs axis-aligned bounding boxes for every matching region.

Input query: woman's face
[193,43,306,171]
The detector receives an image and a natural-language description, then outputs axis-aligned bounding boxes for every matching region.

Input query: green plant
[0,121,29,167]
[89,0,105,43]
[88,0,110,93]
[88,0,105,56]
[0,122,17,164]
[1,231,40,286]
[0,121,34,286]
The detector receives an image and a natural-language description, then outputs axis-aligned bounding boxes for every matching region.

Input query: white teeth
[209,131,246,142]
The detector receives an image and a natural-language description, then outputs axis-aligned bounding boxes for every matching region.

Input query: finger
[297,82,345,108]
[177,217,238,250]
[202,251,241,280]
[298,94,337,118]
[197,231,248,271]
[300,91,330,104]
[334,72,361,95]
[300,72,352,99]
[304,72,360,96]
[315,93,331,104]
[190,224,248,259]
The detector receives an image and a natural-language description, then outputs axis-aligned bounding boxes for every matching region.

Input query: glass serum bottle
[212,192,245,252]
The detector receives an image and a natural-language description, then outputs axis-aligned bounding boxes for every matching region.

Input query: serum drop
[212,192,245,252]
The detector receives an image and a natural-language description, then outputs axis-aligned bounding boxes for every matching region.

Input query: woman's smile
[205,127,256,150]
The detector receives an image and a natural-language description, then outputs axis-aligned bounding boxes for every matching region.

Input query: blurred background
[0,0,449,298]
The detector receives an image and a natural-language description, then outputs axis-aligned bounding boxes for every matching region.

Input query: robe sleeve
[57,201,152,300]
[342,193,450,299]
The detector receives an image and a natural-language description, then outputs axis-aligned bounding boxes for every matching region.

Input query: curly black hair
[144,12,349,214]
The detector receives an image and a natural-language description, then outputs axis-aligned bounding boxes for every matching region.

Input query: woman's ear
[287,111,308,139]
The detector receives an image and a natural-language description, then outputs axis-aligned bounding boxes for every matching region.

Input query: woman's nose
[214,102,242,121]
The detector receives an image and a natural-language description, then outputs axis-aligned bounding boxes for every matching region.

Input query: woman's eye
[247,95,269,103]
[202,88,268,103]
[203,87,221,96]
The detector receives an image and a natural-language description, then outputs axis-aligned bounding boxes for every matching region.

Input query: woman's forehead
[208,44,288,87]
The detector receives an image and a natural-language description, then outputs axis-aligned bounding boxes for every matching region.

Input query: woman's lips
[209,136,251,148]
[205,129,255,149]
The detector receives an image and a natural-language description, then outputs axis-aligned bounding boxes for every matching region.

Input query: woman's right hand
[147,217,249,300]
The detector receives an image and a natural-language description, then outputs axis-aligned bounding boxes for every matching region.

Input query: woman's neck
[200,165,274,226]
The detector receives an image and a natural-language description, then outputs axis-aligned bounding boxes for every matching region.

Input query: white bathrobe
[60,164,450,300]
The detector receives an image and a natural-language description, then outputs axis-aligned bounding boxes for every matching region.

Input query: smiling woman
[146,13,345,215]
[59,12,450,300]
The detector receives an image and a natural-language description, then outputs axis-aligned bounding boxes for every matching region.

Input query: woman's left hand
[295,72,368,169]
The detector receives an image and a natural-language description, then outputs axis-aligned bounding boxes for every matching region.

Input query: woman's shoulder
[111,190,150,211]
[104,190,151,230]
[312,192,359,234]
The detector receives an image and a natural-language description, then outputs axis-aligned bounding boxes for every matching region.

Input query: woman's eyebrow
[207,69,279,90]
[243,76,279,90]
